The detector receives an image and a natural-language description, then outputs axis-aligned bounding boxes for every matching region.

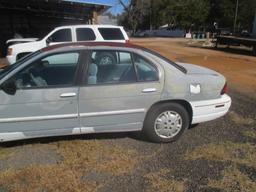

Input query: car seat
[88,63,98,85]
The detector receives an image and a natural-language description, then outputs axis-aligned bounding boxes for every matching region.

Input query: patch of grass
[0,165,99,192]
[144,169,185,192]
[0,148,13,160]
[229,111,255,125]
[208,166,256,192]
[0,140,138,192]
[243,130,256,139]
[55,140,137,175]
[185,142,256,168]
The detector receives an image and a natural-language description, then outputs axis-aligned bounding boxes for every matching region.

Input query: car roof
[54,25,124,30]
[41,42,142,53]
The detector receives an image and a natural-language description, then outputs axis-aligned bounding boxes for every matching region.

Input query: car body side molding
[79,109,146,118]
[0,114,78,123]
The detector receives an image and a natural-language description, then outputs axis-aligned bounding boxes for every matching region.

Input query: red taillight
[7,48,13,56]
[221,82,228,95]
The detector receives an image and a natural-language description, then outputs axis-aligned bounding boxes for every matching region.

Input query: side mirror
[0,80,17,95]
[46,37,52,45]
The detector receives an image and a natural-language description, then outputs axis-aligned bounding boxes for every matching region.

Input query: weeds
[229,111,255,125]
[144,169,185,192]
[185,142,256,168]
[0,140,138,192]
[0,148,13,160]
[186,141,256,192]
[243,130,256,139]
[208,166,256,192]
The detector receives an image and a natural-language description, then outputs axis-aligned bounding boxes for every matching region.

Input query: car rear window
[76,28,96,41]
[98,28,125,40]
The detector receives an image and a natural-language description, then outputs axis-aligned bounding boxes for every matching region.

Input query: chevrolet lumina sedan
[0,42,231,143]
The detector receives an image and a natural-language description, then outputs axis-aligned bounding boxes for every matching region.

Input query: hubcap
[154,111,182,139]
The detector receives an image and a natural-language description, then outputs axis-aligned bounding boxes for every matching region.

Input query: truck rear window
[98,28,125,40]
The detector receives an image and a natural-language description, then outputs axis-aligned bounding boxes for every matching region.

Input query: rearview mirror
[0,79,17,95]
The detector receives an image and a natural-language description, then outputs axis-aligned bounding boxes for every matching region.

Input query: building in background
[0,0,111,57]
[97,15,118,25]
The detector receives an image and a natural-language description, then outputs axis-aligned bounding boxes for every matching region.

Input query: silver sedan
[0,42,231,143]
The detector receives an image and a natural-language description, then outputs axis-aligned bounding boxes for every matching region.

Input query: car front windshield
[0,51,41,79]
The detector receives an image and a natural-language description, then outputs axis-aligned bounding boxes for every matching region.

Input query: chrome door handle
[60,93,77,98]
[142,88,157,93]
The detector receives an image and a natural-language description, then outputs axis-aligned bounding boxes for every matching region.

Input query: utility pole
[150,0,152,30]
[253,10,256,37]
[233,0,239,34]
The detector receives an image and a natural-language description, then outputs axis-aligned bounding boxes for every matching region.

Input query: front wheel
[143,103,189,143]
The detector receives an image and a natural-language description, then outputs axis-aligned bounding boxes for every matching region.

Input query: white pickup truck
[6,25,129,65]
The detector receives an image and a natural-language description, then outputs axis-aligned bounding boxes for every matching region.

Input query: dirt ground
[0,38,255,192]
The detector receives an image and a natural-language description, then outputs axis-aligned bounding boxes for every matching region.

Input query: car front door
[78,49,164,133]
[0,51,81,141]
[46,28,73,46]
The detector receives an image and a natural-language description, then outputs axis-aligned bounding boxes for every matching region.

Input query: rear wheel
[143,103,189,143]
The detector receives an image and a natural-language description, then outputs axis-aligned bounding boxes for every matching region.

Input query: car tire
[143,103,189,143]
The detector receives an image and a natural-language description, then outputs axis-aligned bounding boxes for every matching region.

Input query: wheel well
[147,100,193,124]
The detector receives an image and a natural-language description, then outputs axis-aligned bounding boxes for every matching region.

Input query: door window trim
[48,28,72,42]
[6,51,83,90]
[81,49,160,87]
[131,52,160,82]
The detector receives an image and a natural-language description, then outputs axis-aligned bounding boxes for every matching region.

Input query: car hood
[6,38,38,44]
[177,62,221,76]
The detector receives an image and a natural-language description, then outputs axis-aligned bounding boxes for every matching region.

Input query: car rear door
[78,49,164,133]
[0,51,81,141]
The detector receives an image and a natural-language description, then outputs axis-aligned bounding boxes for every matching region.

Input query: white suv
[6,25,129,65]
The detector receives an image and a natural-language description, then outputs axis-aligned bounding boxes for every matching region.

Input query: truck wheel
[143,103,189,143]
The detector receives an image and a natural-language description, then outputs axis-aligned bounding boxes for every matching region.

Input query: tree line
[117,0,256,33]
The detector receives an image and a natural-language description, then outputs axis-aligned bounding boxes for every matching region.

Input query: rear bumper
[190,94,231,124]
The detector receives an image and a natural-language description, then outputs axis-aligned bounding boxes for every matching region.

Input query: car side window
[14,52,79,89]
[98,28,125,40]
[49,29,72,42]
[87,50,136,85]
[76,28,96,41]
[133,53,158,81]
